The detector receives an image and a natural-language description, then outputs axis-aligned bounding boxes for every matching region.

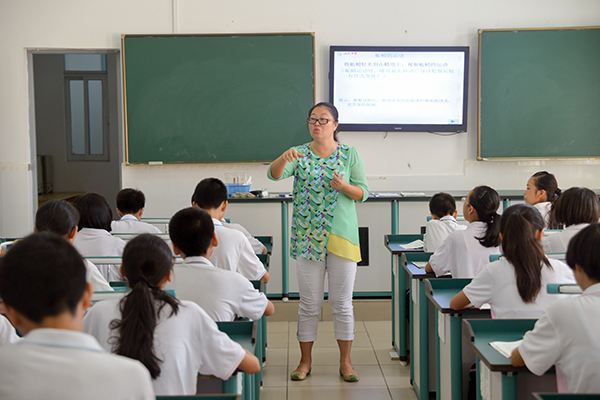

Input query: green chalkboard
[477,27,600,159]
[122,34,315,163]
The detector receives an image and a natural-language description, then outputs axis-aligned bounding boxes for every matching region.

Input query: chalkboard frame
[477,26,600,160]
[121,32,316,164]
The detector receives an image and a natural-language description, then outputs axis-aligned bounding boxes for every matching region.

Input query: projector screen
[329,46,469,132]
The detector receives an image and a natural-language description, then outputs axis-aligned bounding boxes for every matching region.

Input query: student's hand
[280,148,304,163]
[330,173,346,192]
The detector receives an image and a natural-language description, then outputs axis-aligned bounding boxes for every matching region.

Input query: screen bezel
[329,45,469,133]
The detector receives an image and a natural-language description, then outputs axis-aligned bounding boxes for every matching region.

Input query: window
[65,54,109,161]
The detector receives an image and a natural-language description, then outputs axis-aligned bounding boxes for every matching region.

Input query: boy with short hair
[111,188,162,234]
[423,192,466,252]
[191,178,270,282]
[35,200,112,292]
[0,233,154,400]
[169,207,274,321]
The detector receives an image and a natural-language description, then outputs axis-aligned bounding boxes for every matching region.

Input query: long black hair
[109,234,179,379]
[308,102,340,142]
[531,171,561,203]
[469,186,501,248]
[500,204,550,303]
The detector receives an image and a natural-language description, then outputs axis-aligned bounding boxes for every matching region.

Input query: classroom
[1,1,600,399]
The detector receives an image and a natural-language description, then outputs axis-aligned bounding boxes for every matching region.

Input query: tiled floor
[260,320,416,400]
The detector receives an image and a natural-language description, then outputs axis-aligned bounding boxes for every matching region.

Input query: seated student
[84,234,260,395]
[0,233,154,400]
[73,193,125,282]
[168,207,274,321]
[426,186,501,278]
[110,188,162,234]
[450,204,575,318]
[0,314,19,344]
[544,187,600,254]
[512,224,600,393]
[524,171,561,227]
[423,192,467,252]
[35,200,112,292]
[191,178,270,282]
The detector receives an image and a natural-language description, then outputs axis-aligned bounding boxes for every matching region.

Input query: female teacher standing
[268,102,369,382]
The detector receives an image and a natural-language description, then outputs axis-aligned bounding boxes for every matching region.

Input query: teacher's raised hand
[269,147,304,179]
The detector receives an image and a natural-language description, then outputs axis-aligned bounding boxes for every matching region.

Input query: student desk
[384,233,426,361]
[533,395,600,400]
[464,319,557,400]
[216,321,258,400]
[425,278,491,400]
[157,395,237,399]
[404,259,437,400]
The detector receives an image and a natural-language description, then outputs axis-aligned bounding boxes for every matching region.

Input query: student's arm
[457,267,493,309]
[511,348,526,367]
[513,311,561,375]
[261,271,271,283]
[237,236,268,281]
[449,290,471,310]
[426,234,454,276]
[238,350,261,374]
[263,300,275,316]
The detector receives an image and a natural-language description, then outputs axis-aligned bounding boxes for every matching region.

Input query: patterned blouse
[268,143,369,262]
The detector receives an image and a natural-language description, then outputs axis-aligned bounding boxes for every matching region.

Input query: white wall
[1,0,600,236]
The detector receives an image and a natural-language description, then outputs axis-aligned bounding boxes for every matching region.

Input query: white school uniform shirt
[111,214,162,234]
[84,298,245,395]
[428,221,500,278]
[84,259,113,292]
[544,223,589,254]
[0,328,154,400]
[73,228,126,282]
[222,219,267,254]
[534,202,552,227]
[423,215,467,253]
[173,256,268,321]
[210,218,267,280]
[519,283,600,393]
[0,315,19,344]
[463,258,575,318]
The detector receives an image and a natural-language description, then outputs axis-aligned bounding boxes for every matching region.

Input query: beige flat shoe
[339,368,360,383]
[290,368,311,381]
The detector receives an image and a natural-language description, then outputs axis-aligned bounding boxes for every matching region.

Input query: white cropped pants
[296,253,357,342]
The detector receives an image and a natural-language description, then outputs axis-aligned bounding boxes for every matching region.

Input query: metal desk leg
[281,202,289,301]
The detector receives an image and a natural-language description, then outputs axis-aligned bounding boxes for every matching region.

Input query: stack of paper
[402,239,424,249]
[489,339,523,358]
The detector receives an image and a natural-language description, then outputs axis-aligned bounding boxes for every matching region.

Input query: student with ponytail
[450,204,575,318]
[426,186,501,278]
[84,234,260,395]
[524,171,561,227]
[544,187,600,254]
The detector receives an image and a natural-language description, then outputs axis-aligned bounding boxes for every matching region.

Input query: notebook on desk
[489,339,523,358]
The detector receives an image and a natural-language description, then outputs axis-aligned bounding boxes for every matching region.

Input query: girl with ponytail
[426,186,501,278]
[524,171,561,227]
[84,234,260,395]
[450,204,575,318]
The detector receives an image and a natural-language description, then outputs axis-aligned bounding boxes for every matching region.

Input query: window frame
[65,71,110,161]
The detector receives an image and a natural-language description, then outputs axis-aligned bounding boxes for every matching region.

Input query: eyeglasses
[307,117,331,125]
